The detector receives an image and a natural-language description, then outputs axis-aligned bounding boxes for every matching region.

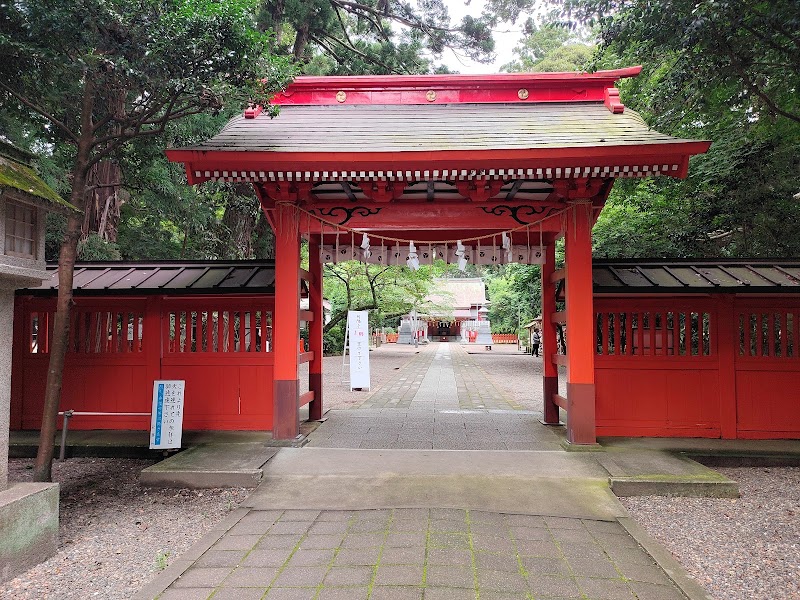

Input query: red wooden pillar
[540,242,560,424]
[716,295,738,439]
[272,203,301,439]
[143,296,163,394]
[308,235,324,420]
[564,201,596,445]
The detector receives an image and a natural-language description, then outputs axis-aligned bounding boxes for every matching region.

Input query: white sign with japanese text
[150,380,185,449]
[347,310,371,390]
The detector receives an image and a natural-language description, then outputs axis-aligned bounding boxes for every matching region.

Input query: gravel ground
[620,466,800,600]
[2,458,248,600]
[4,342,799,600]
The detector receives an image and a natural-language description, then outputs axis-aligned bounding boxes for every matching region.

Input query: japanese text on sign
[347,310,371,390]
[150,380,185,450]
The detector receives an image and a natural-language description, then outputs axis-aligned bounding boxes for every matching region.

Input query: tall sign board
[150,380,185,449]
[347,310,371,390]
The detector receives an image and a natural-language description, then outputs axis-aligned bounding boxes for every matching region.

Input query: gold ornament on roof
[426,90,437,102]
[336,91,347,103]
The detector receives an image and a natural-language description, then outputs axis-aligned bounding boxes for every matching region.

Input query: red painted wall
[595,296,800,439]
[12,295,275,431]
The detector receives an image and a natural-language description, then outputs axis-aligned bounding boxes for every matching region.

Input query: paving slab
[140,444,279,488]
[134,342,722,600]
[244,448,624,520]
[137,508,696,600]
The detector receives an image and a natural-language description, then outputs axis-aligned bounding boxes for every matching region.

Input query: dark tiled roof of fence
[593,260,800,293]
[18,261,289,296]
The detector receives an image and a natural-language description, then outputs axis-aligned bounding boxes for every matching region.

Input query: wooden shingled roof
[167,69,711,187]
[17,261,301,296]
[593,260,800,294]
[184,103,694,155]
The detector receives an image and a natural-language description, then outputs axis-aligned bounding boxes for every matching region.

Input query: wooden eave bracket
[604,88,624,114]
[244,104,263,119]
[553,177,605,201]
[369,182,398,202]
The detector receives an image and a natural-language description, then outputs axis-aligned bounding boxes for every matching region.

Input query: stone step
[140,443,280,489]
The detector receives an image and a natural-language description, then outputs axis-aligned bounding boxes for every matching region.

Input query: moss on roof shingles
[0,153,77,212]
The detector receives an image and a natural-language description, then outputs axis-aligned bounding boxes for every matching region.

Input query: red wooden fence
[491,334,519,344]
[595,296,800,439]
[12,295,275,431]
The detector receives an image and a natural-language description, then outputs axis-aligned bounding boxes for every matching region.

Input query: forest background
[2,0,799,347]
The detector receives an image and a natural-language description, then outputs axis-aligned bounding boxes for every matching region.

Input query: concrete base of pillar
[566,382,597,445]
[542,376,560,424]
[0,482,59,583]
[273,379,299,440]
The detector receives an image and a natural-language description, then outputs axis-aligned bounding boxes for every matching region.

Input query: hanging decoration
[360,233,371,260]
[294,201,563,269]
[406,242,420,270]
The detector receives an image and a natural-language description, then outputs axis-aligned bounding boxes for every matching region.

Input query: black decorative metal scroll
[480,205,559,225]
[313,206,383,225]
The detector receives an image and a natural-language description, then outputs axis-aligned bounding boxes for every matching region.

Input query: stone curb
[130,507,250,600]
[617,515,714,600]
[139,468,264,489]
[610,477,740,498]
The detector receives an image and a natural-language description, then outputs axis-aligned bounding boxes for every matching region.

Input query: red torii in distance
[167,67,710,445]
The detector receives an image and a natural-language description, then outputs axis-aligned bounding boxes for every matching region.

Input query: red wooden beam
[299,391,314,407]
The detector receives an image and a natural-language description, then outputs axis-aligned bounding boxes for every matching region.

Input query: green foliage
[558,0,800,125]
[484,264,541,335]
[77,233,122,261]
[502,17,593,72]
[592,179,707,258]
[0,0,294,149]
[115,113,270,260]
[1,1,292,259]
[260,0,495,75]
[322,260,443,353]
[44,213,66,261]
[541,0,800,258]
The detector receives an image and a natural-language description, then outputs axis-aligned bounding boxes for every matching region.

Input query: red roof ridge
[267,66,643,109]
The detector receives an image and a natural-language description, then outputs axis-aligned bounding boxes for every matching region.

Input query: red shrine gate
[167,68,710,445]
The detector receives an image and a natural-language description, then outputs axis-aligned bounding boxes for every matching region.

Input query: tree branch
[332,0,457,36]
[723,44,800,124]
[0,81,79,144]
[315,32,403,74]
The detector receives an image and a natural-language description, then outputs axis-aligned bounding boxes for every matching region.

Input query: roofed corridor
[306,343,565,451]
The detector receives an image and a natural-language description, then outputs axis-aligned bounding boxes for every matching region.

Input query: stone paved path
[307,343,559,450]
[155,508,686,600]
[363,344,523,411]
[305,409,561,451]
[140,343,694,600]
